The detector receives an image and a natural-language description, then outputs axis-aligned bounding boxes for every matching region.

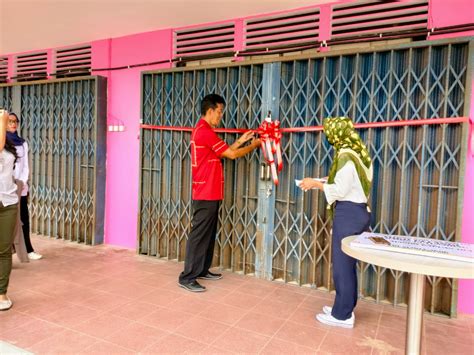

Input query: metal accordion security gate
[0,76,107,245]
[139,38,471,316]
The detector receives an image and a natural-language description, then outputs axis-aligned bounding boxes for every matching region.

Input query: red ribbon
[257,119,283,185]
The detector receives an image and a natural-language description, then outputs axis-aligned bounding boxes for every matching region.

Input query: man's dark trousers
[179,200,220,283]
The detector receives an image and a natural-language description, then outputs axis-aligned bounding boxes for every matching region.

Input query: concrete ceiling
[0,0,337,55]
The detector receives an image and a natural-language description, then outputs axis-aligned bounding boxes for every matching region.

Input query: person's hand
[0,109,8,150]
[299,178,324,191]
[237,131,255,145]
[299,178,315,191]
[251,138,261,148]
[0,109,8,126]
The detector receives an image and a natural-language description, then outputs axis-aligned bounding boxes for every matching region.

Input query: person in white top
[0,108,19,311]
[299,117,373,329]
[7,113,42,260]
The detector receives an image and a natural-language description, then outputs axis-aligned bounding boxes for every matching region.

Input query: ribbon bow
[257,117,283,185]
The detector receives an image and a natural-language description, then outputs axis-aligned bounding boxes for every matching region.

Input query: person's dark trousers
[20,195,33,253]
[0,202,18,295]
[179,200,220,284]
[331,201,370,321]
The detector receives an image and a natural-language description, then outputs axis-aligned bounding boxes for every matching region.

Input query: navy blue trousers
[331,201,370,320]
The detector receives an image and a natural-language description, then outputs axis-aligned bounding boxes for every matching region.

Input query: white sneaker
[316,312,354,328]
[0,297,13,311]
[323,306,332,315]
[322,306,354,318]
[28,252,42,260]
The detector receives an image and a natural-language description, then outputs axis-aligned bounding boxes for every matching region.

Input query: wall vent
[174,23,235,59]
[331,0,429,39]
[55,45,91,78]
[14,52,48,82]
[245,9,320,51]
[0,57,8,83]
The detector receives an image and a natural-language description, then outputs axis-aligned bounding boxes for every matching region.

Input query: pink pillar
[427,0,474,316]
[92,30,173,249]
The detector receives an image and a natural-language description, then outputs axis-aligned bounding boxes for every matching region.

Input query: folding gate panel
[140,66,263,273]
[272,42,469,316]
[0,77,107,245]
[0,86,12,109]
[139,39,470,316]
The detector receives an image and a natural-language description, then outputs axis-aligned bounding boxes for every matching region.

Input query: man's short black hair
[201,94,225,116]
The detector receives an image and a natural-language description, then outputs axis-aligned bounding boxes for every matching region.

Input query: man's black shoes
[178,272,222,292]
[178,280,206,292]
[197,271,223,280]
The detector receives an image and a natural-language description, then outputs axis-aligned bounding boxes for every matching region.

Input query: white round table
[342,236,474,355]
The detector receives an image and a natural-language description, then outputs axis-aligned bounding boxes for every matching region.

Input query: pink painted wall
[91,30,173,249]
[428,0,474,315]
[429,0,474,28]
[428,0,474,39]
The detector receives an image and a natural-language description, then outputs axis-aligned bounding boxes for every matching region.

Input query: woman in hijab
[299,117,373,329]
[7,113,42,260]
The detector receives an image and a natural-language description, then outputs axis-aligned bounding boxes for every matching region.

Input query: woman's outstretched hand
[299,178,325,191]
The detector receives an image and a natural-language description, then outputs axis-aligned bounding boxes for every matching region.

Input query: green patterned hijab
[323,117,373,216]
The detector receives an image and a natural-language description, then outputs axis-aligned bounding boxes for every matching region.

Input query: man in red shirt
[178,94,260,292]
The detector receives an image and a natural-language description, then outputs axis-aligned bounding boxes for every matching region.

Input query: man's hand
[251,137,261,149]
[236,131,255,146]
[222,134,261,160]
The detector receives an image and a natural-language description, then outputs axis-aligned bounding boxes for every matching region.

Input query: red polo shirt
[191,119,229,200]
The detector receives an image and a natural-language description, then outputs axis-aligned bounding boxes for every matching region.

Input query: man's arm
[228,131,255,151]
[221,138,260,160]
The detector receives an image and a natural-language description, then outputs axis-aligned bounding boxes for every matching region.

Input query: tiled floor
[1,236,473,354]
